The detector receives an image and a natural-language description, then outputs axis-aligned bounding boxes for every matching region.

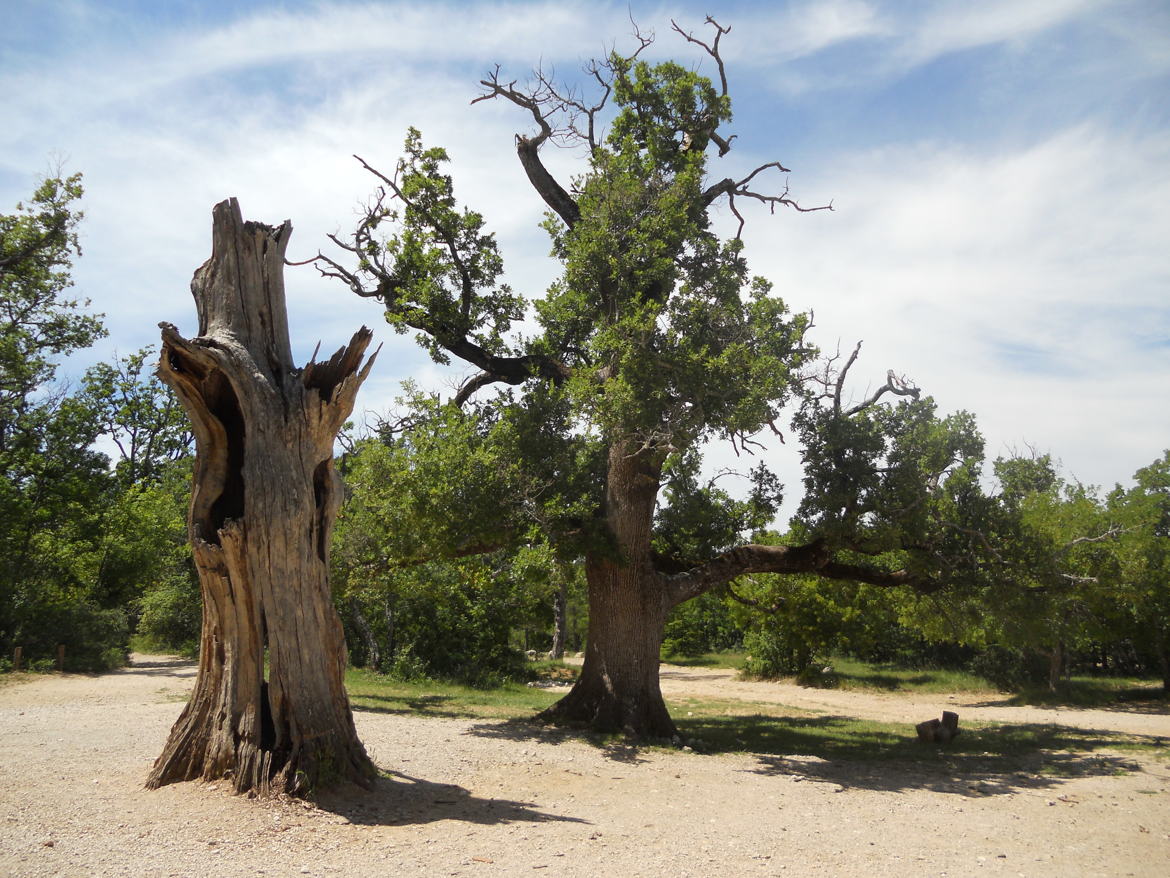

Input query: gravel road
[1,655,1167,877]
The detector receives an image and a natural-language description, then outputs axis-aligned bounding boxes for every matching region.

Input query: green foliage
[0,173,103,410]
[0,173,122,671]
[0,178,196,670]
[661,590,742,658]
[967,645,1050,690]
[896,453,1129,689]
[332,37,812,570]
[333,436,562,684]
[364,128,525,365]
[79,346,191,491]
[324,24,1170,714]
[1106,450,1170,688]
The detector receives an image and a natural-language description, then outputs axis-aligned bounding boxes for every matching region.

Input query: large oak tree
[317,20,988,737]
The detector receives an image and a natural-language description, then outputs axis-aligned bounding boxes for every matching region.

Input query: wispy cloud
[721,0,889,63]
[899,0,1106,65]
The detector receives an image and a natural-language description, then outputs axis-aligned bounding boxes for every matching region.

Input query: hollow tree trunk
[146,199,378,796]
[539,443,677,738]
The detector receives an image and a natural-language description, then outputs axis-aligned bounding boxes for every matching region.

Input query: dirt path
[1,656,1167,877]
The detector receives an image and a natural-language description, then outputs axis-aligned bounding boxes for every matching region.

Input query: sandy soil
[1,655,1167,877]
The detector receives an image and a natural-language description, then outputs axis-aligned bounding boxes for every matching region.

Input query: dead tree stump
[146,198,378,796]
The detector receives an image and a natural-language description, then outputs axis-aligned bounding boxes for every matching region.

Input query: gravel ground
[1,655,1167,877]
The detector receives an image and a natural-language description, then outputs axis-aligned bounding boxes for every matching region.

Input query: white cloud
[3,0,1167,501]
[740,124,1170,491]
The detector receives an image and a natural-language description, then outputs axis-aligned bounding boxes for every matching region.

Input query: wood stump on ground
[916,710,961,744]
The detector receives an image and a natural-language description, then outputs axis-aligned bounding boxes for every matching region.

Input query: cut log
[916,718,941,743]
[916,711,961,744]
[146,198,378,796]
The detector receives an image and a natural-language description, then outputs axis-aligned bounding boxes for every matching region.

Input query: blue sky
[2,0,1168,508]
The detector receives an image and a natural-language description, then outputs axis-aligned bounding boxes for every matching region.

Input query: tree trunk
[348,599,380,672]
[146,199,378,796]
[549,571,568,660]
[1047,641,1065,693]
[539,443,677,738]
[1155,631,1170,693]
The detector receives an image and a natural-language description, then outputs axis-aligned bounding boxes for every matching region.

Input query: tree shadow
[969,687,1169,714]
[749,747,1146,798]
[313,769,591,828]
[707,715,1159,796]
[466,711,1162,793]
[660,656,725,668]
[116,659,198,678]
[464,718,651,765]
[835,671,936,691]
[657,670,735,683]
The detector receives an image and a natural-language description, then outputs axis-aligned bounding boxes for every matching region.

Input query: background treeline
[2,176,1167,692]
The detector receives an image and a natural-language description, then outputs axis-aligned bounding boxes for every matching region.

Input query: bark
[549,577,568,661]
[146,199,378,796]
[1047,641,1065,693]
[540,443,678,738]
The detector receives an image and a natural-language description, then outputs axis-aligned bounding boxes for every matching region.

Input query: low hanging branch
[148,198,378,797]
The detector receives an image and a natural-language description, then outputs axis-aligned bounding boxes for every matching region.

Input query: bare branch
[671,16,730,97]
[703,163,833,239]
[472,66,582,227]
[834,341,862,414]
[1056,525,1126,554]
[725,578,784,615]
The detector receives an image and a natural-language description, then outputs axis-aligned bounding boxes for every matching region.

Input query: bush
[135,573,201,654]
[11,599,129,672]
[662,591,743,658]
[742,627,813,679]
[795,662,840,688]
[338,557,536,686]
[967,645,1048,690]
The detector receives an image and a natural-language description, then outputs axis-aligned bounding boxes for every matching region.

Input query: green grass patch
[129,633,198,659]
[666,694,1166,767]
[825,656,1001,695]
[660,651,747,670]
[1007,676,1168,709]
[343,669,1167,774]
[345,667,567,720]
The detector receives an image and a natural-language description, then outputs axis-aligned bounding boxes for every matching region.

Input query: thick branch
[515,136,581,228]
[452,352,572,406]
[663,540,929,607]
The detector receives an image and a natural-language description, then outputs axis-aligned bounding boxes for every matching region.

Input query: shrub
[967,645,1048,690]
